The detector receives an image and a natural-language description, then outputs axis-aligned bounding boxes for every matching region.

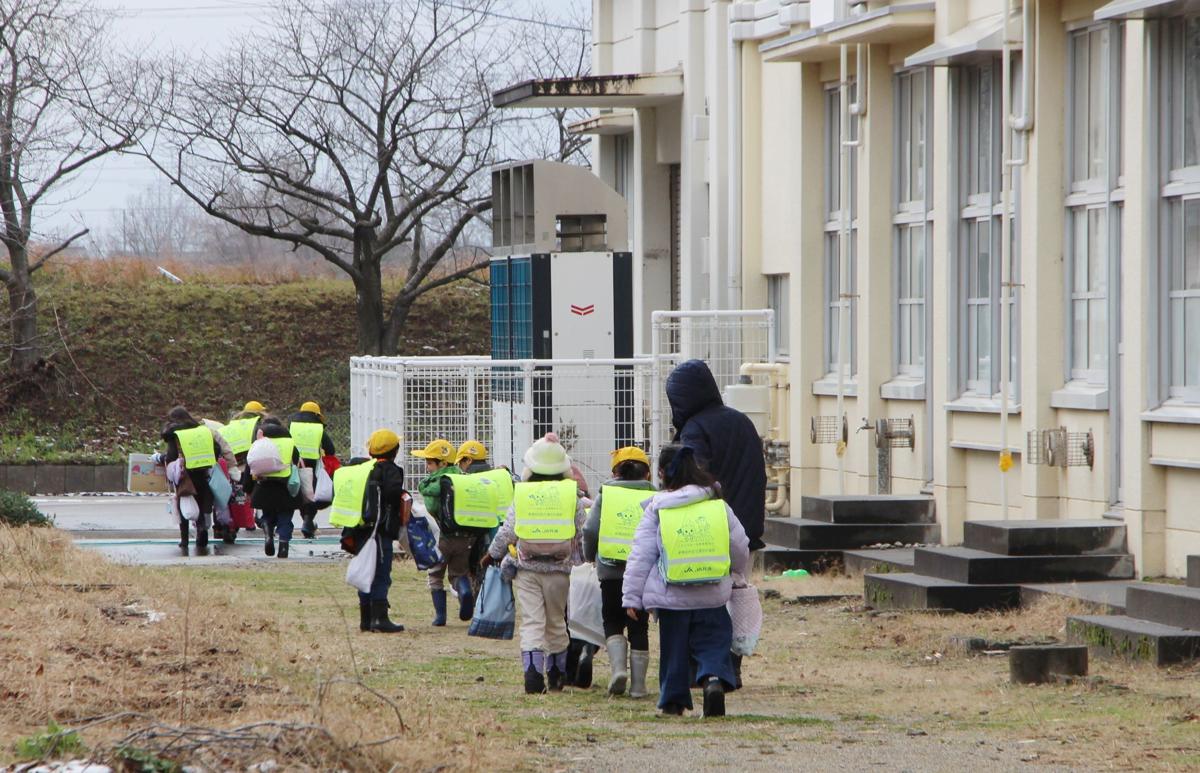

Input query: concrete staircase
[864,519,1136,613]
[761,495,938,573]
[1068,557,1200,665]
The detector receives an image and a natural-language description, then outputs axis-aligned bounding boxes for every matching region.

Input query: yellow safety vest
[448,474,502,529]
[513,480,578,541]
[290,421,324,460]
[597,485,650,561]
[330,461,375,527]
[658,499,731,584]
[473,468,515,520]
[176,426,216,469]
[265,438,296,478]
[219,417,258,455]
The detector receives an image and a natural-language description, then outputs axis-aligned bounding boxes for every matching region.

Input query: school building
[495,0,1200,578]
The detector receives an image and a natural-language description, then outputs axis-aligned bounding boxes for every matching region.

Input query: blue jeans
[264,510,294,542]
[656,606,736,711]
[357,538,394,604]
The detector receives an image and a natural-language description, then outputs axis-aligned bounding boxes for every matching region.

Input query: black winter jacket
[240,422,302,514]
[665,359,768,550]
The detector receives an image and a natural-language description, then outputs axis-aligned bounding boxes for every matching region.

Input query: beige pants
[426,534,476,590]
[514,570,570,654]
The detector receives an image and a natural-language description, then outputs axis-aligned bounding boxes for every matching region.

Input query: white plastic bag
[567,563,605,647]
[346,534,378,593]
[299,466,315,503]
[178,495,201,523]
[314,463,334,504]
[728,584,763,657]
[246,437,285,477]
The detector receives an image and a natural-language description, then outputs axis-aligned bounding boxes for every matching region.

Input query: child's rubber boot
[523,651,546,694]
[430,590,448,626]
[605,636,628,696]
[732,653,743,689]
[629,649,650,698]
[547,650,568,692]
[178,521,189,555]
[277,541,289,559]
[368,600,405,633]
[702,676,726,718]
[359,600,370,632]
[575,642,596,689]
[454,575,474,621]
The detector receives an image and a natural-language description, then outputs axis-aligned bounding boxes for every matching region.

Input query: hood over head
[665,359,723,432]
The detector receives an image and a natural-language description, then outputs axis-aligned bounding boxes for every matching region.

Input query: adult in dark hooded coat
[664,359,767,551]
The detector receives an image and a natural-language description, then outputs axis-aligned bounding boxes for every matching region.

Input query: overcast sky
[43,0,584,252]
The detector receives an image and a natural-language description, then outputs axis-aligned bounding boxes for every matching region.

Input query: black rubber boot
[178,521,189,555]
[523,652,546,695]
[359,600,370,632]
[547,650,566,692]
[278,541,289,559]
[301,512,316,539]
[702,676,726,718]
[430,590,448,626]
[195,523,209,555]
[731,653,743,690]
[264,528,275,556]
[368,600,405,633]
[454,575,475,621]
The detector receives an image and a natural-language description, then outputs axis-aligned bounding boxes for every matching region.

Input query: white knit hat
[522,432,572,476]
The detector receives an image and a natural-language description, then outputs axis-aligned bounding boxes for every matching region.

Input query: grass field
[3,525,1200,771]
[0,259,489,463]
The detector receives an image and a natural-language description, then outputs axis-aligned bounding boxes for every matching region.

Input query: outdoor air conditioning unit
[489,160,635,470]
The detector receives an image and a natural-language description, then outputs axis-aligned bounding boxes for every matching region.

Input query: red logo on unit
[570,304,595,316]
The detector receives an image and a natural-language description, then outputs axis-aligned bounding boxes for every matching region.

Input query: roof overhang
[493,72,683,109]
[759,28,840,63]
[826,3,936,45]
[904,14,1009,68]
[1096,0,1200,18]
[567,110,635,136]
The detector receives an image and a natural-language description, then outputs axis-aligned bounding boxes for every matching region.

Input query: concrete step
[763,518,940,550]
[1019,580,1132,614]
[1067,614,1200,666]
[963,519,1128,556]
[1188,555,1200,589]
[800,494,936,525]
[863,572,1021,613]
[843,548,915,576]
[760,545,844,574]
[1125,583,1200,630]
[914,546,1136,585]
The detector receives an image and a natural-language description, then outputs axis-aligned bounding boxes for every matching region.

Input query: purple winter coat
[621,485,750,612]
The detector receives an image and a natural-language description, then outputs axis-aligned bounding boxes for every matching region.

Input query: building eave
[567,110,635,136]
[1096,0,1200,19]
[825,3,936,45]
[493,72,684,110]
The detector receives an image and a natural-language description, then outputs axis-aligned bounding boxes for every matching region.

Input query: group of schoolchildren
[332,427,750,718]
[159,403,751,718]
[156,399,337,557]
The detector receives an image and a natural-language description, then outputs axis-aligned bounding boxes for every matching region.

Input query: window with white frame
[895,68,931,378]
[767,275,790,360]
[824,81,858,376]
[955,59,1019,398]
[1159,17,1200,403]
[1066,24,1123,387]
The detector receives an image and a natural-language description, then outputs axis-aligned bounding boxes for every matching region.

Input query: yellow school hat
[243,400,266,414]
[457,440,488,463]
[368,429,401,456]
[300,401,323,417]
[411,439,454,463]
[611,446,650,468]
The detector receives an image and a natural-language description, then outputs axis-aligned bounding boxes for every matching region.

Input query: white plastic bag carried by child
[728,583,763,657]
[178,495,201,523]
[346,519,380,593]
[314,464,334,505]
[567,563,605,647]
[246,437,286,477]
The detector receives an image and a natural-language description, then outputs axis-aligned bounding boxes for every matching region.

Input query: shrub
[0,490,52,527]
[13,721,85,759]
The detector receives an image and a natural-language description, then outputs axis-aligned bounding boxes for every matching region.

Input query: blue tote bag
[406,513,444,570]
[468,566,515,640]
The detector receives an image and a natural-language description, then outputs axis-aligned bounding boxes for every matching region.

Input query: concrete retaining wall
[0,464,125,495]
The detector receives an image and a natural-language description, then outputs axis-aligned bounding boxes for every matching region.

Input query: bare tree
[140,0,504,355]
[0,0,151,371]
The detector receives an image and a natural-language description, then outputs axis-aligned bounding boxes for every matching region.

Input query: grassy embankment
[3,525,1200,770]
[0,260,489,463]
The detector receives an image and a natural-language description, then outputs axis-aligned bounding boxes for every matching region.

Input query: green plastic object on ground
[763,568,810,580]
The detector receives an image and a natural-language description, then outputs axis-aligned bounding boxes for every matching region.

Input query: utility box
[489,160,637,474]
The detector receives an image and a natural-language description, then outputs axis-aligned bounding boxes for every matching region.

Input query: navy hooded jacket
[665,359,767,550]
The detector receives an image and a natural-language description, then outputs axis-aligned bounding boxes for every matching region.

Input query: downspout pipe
[728,12,743,309]
[1009,0,1035,135]
[740,361,791,514]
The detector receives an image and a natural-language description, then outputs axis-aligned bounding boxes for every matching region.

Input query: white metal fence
[350,310,777,494]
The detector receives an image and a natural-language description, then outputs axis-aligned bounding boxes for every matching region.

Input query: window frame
[893,67,932,379]
[767,274,791,361]
[823,81,859,378]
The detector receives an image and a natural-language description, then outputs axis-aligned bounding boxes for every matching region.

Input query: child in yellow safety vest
[481,432,587,694]
[414,438,478,627]
[582,447,656,698]
[621,444,750,718]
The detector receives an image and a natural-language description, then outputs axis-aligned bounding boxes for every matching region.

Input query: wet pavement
[37,495,344,566]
